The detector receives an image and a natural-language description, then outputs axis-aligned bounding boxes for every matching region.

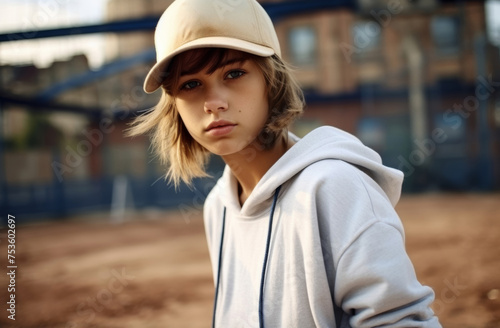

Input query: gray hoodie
[204,126,441,328]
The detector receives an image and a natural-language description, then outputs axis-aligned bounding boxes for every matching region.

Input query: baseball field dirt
[0,192,499,327]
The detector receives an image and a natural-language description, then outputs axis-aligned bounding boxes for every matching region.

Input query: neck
[222,134,292,206]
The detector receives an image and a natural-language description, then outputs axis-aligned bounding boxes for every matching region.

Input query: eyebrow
[180,57,248,77]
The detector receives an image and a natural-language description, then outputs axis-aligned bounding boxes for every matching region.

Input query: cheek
[254,89,269,123]
[255,79,269,114]
[174,112,199,147]
[176,110,205,146]
[175,101,196,129]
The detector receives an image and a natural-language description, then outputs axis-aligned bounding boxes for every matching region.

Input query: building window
[431,16,460,55]
[288,26,317,67]
[352,21,382,53]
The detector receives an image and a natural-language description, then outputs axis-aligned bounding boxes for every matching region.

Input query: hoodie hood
[217,126,404,217]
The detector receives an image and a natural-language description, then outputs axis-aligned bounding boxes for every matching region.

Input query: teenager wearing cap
[129,0,442,327]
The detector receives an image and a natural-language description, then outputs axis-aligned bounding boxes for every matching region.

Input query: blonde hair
[128,48,304,187]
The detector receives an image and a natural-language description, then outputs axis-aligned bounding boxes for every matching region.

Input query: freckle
[239,110,241,113]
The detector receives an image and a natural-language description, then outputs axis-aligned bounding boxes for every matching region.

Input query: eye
[226,70,245,80]
[180,80,201,91]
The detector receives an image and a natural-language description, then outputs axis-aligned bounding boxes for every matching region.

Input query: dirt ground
[0,193,499,328]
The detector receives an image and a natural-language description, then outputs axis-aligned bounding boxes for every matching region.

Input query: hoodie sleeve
[312,159,441,327]
[335,222,440,327]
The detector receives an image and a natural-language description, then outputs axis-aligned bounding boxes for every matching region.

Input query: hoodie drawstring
[211,207,226,328]
[212,185,282,328]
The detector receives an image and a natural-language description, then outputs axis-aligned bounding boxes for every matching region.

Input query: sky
[0,0,108,68]
[486,0,500,46]
[0,0,499,68]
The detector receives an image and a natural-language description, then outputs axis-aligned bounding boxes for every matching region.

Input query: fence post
[474,33,494,190]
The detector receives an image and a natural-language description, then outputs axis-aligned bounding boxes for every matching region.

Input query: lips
[205,120,237,136]
[206,120,236,131]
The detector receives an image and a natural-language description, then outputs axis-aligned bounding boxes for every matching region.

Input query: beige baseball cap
[143,0,281,93]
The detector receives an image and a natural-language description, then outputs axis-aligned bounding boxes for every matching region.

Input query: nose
[204,85,228,114]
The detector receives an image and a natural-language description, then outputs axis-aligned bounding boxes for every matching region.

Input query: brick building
[1,0,498,219]
[104,0,498,190]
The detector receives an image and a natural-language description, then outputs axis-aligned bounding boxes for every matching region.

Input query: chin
[208,143,251,157]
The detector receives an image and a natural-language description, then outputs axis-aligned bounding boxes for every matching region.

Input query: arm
[312,160,441,327]
[334,222,441,327]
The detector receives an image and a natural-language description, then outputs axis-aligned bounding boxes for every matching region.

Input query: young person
[129,0,442,327]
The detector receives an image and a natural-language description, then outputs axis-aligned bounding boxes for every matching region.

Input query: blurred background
[0,1,499,327]
[0,0,499,220]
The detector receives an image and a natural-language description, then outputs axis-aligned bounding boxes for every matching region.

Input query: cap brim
[143,37,275,93]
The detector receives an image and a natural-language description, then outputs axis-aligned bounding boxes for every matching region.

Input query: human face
[174,50,269,156]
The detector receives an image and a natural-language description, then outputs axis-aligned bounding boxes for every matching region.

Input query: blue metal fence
[0,173,223,224]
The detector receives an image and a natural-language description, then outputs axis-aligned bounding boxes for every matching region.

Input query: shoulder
[289,158,381,213]
[292,159,379,197]
[284,159,383,226]
[296,158,360,180]
[286,158,404,239]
